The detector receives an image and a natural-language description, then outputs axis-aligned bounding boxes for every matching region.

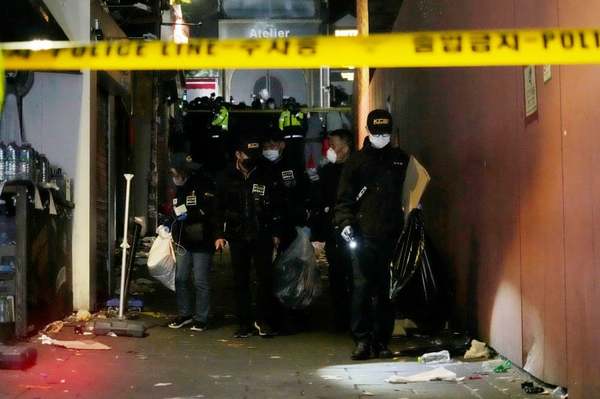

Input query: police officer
[211,96,229,132]
[334,110,409,360]
[201,97,230,175]
[167,154,216,332]
[318,129,354,332]
[279,98,307,169]
[260,127,312,248]
[214,137,282,338]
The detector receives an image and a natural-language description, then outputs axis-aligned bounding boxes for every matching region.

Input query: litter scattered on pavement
[464,339,490,360]
[393,318,418,337]
[418,350,451,364]
[38,334,111,350]
[360,391,375,397]
[521,381,544,394]
[321,375,344,380]
[493,360,512,373]
[154,382,173,387]
[107,332,118,337]
[75,310,92,322]
[386,367,458,383]
[270,355,282,359]
[41,321,65,335]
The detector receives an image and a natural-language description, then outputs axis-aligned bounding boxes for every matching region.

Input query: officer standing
[214,137,282,338]
[260,128,312,248]
[318,129,354,332]
[334,110,409,360]
[204,97,230,175]
[167,154,216,332]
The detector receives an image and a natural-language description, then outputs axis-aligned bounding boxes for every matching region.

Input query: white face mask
[172,176,186,186]
[262,149,280,162]
[369,134,391,149]
[326,147,338,164]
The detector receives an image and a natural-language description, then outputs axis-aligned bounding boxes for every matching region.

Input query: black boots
[352,342,393,360]
[351,342,371,360]
[372,343,393,359]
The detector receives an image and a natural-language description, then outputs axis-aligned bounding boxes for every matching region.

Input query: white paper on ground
[39,334,111,350]
[386,367,457,383]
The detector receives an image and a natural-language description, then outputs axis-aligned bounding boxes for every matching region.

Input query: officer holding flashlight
[334,110,409,360]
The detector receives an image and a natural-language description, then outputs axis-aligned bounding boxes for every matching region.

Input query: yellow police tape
[3,28,600,70]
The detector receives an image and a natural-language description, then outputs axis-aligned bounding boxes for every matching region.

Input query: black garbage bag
[274,227,322,309]
[390,209,438,305]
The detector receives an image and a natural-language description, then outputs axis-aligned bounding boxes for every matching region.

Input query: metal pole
[118,174,134,319]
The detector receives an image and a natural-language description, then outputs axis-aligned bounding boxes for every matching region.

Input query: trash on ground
[468,374,484,380]
[75,309,92,322]
[321,375,344,380]
[153,382,173,387]
[38,334,111,350]
[107,332,118,337]
[493,360,512,373]
[0,345,37,370]
[270,355,282,359]
[360,391,375,397]
[464,339,490,360]
[521,381,544,394]
[418,350,451,364]
[393,318,418,337]
[41,320,65,335]
[386,367,458,383]
[209,375,232,379]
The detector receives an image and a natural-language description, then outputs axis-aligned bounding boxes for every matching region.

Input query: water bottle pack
[0,141,58,186]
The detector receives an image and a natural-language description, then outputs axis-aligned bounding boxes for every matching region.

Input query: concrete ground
[0,253,555,399]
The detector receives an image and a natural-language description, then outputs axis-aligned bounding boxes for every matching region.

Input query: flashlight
[348,239,358,250]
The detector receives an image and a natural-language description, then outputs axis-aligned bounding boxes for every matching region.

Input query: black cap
[261,126,285,143]
[235,136,262,155]
[367,109,393,135]
[170,153,200,172]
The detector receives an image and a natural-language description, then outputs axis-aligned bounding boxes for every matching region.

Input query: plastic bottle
[417,350,451,364]
[5,143,17,181]
[39,154,49,183]
[0,143,6,182]
[17,144,34,180]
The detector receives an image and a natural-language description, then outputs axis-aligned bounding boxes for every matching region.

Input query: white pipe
[118,174,134,319]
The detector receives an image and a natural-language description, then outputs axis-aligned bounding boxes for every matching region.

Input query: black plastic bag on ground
[274,227,322,309]
[390,209,438,305]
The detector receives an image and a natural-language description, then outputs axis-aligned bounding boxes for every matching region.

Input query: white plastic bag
[147,225,176,291]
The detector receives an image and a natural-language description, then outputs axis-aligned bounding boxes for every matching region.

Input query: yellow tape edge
[3,28,600,70]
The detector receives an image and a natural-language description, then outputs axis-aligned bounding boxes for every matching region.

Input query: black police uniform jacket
[315,161,344,241]
[334,140,409,240]
[260,154,312,229]
[171,173,216,252]
[214,164,283,241]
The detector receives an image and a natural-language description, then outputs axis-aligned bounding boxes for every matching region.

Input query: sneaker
[168,316,192,329]
[233,325,253,338]
[190,321,207,332]
[254,321,277,338]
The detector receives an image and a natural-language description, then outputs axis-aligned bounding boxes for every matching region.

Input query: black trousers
[325,235,352,330]
[350,238,395,346]
[229,237,276,327]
